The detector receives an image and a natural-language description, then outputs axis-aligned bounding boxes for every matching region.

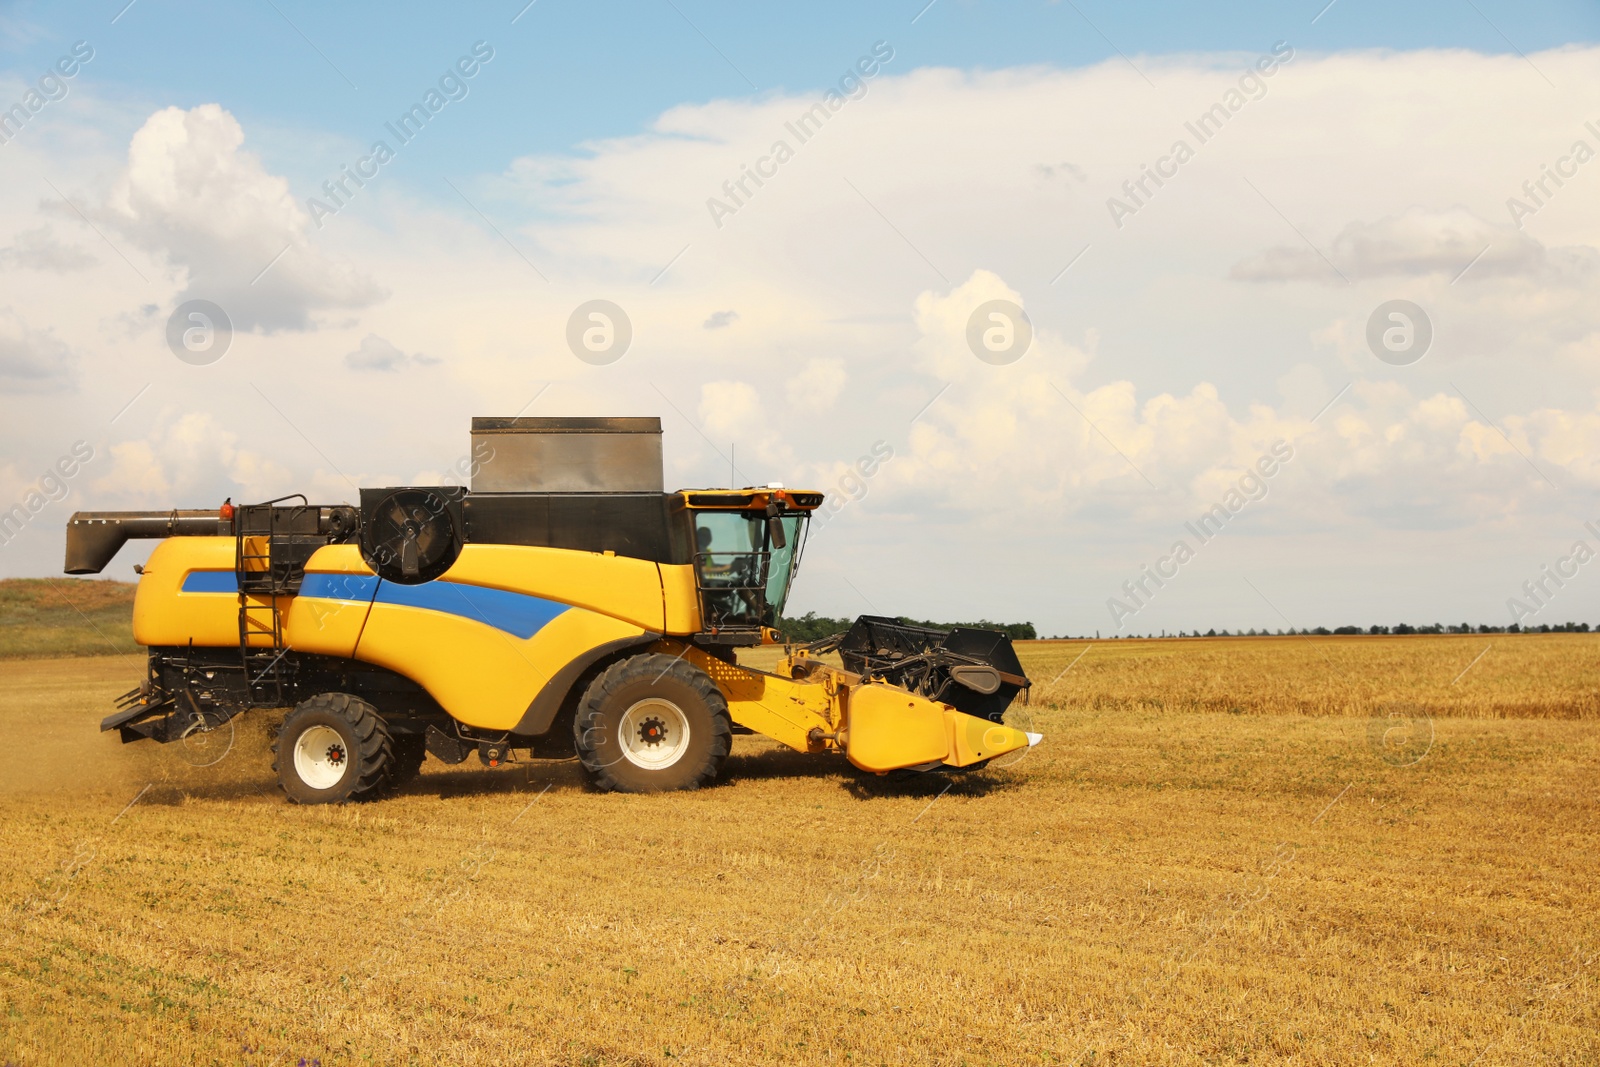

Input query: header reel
[809,615,1032,724]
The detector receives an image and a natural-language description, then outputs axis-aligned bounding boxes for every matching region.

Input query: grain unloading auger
[64,417,1037,803]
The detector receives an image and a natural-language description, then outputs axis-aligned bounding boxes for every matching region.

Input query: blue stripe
[181,570,237,593]
[300,573,379,601]
[178,569,566,640]
[374,580,568,640]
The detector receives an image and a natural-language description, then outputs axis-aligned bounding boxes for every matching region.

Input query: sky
[2,0,1600,637]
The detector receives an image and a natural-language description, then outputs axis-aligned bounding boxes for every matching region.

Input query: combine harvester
[65,418,1036,802]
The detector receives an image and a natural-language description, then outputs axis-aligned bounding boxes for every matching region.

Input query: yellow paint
[659,564,701,635]
[684,648,1035,772]
[300,545,383,575]
[354,592,648,731]
[238,535,269,576]
[350,599,545,728]
[844,684,951,772]
[281,546,377,658]
[442,544,666,632]
[942,710,1032,767]
[132,537,235,647]
[682,645,837,753]
[132,538,377,658]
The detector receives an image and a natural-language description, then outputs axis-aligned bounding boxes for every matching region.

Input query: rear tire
[574,653,731,793]
[272,693,394,804]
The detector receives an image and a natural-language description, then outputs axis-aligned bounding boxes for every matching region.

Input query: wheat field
[1,636,1596,1065]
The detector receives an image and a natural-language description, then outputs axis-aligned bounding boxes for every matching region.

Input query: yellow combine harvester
[65,418,1036,802]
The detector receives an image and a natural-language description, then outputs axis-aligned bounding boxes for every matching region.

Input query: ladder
[233,495,312,706]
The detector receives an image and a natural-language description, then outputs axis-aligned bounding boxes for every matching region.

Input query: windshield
[692,511,807,628]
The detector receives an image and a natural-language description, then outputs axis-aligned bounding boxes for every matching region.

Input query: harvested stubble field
[1,635,1596,1066]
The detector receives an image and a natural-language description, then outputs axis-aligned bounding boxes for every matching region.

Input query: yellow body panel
[355,596,646,731]
[132,537,235,647]
[844,684,952,771]
[690,648,1033,772]
[683,646,837,753]
[443,545,666,633]
[134,539,377,658]
[278,547,382,658]
[841,686,1032,772]
[944,711,1033,767]
[132,538,665,730]
[659,564,702,635]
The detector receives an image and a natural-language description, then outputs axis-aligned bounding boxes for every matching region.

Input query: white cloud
[99,104,385,331]
[0,225,95,272]
[698,380,762,442]
[887,271,1299,518]
[7,47,1600,630]
[785,358,847,410]
[1230,207,1565,283]
[89,412,294,506]
[0,310,73,391]
[696,380,796,478]
[345,333,438,372]
[702,309,738,330]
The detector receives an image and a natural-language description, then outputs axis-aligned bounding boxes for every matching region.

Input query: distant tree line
[1044,622,1595,639]
[778,612,1594,643]
[777,612,1038,643]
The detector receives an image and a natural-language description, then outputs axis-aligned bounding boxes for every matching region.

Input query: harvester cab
[65,417,1038,802]
[683,486,814,642]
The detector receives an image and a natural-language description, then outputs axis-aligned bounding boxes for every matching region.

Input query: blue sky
[6,0,1597,183]
[4,1,1600,634]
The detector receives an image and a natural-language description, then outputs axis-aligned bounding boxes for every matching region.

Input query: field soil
[0,637,1595,1065]
[0,579,139,659]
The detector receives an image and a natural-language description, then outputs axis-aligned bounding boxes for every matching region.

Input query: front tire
[574,654,731,793]
[272,693,394,804]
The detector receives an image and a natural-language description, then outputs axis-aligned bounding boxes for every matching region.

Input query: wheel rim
[618,698,692,770]
[293,724,351,790]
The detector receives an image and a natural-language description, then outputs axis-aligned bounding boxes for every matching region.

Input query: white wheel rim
[618,698,691,770]
[293,724,351,790]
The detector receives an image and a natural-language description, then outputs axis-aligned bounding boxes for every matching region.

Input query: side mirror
[767,515,787,550]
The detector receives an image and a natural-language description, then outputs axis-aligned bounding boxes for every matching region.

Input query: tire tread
[271,692,395,804]
[573,653,731,793]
